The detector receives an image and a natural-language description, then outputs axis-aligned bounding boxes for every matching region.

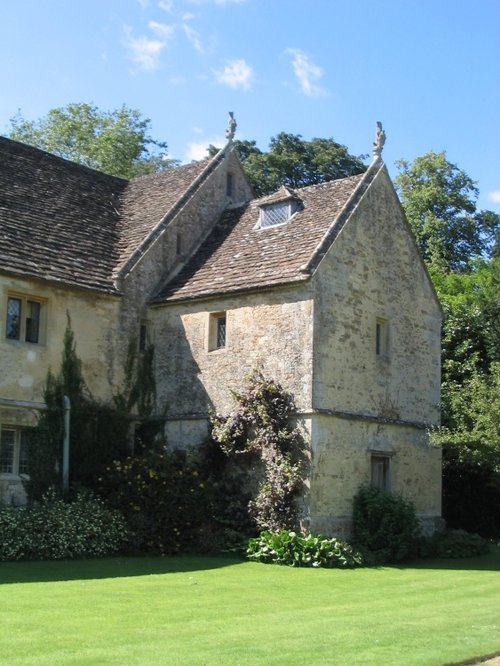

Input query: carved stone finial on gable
[373,121,386,158]
[226,111,237,141]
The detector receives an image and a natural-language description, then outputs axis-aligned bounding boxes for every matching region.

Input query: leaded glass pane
[216,316,226,348]
[0,430,15,474]
[6,297,21,340]
[25,300,41,343]
[260,202,290,228]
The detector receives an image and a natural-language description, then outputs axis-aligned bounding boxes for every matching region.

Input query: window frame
[5,292,47,345]
[257,200,300,229]
[370,454,391,492]
[375,317,389,358]
[207,312,227,352]
[0,426,31,477]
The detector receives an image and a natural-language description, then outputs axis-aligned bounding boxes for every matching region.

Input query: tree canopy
[395,151,499,272]
[210,132,367,196]
[7,103,176,179]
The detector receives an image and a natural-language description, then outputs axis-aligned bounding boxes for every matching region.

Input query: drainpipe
[62,395,71,494]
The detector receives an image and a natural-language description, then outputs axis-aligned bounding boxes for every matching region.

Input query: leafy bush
[0,489,128,561]
[247,530,364,568]
[352,486,421,564]
[98,446,215,554]
[208,373,307,535]
[424,529,490,558]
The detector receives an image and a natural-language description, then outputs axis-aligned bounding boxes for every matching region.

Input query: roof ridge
[115,140,234,281]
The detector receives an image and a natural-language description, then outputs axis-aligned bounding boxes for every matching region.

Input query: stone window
[0,427,31,476]
[208,312,227,351]
[139,320,149,352]
[259,200,300,229]
[375,317,389,357]
[371,454,391,492]
[5,293,46,344]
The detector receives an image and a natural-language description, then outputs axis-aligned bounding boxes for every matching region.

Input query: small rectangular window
[0,429,15,474]
[208,312,227,351]
[5,294,45,344]
[139,321,148,352]
[0,427,31,476]
[375,318,389,357]
[371,455,390,492]
[216,315,226,349]
[6,297,21,340]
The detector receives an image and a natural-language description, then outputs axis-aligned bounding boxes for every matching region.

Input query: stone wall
[0,274,121,504]
[312,166,442,425]
[118,147,253,367]
[305,414,442,538]
[151,285,315,448]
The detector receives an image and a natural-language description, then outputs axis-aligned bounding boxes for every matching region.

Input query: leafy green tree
[7,103,176,178]
[430,259,500,536]
[211,133,366,196]
[395,151,499,271]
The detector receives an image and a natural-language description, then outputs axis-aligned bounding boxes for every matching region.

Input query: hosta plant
[247,530,364,568]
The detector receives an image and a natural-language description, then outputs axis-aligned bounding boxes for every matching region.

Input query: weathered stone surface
[0,138,442,534]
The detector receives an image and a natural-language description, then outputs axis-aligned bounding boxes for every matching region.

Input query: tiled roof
[155,172,367,303]
[0,137,209,293]
[114,159,210,275]
[0,136,126,293]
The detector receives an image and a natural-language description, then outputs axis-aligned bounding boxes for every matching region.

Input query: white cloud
[123,26,169,70]
[214,59,253,89]
[488,190,500,203]
[183,23,204,53]
[186,135,225,161]
[137,0,151,8]
[148,20,175,37]
[158,0,175,11]
[286,48,328,97]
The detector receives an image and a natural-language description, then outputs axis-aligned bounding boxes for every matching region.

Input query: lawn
[0,551,499,666]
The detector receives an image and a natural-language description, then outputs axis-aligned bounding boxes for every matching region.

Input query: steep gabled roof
[155,168,375,303]
[0,136,126,293]
[0,136,210,293]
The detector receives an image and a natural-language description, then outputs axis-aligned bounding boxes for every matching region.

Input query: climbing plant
[208,373,307,534]
[26,319,159,500]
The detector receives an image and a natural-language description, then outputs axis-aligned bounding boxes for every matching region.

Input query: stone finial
[226,111,237,141]
[373,121,386,158]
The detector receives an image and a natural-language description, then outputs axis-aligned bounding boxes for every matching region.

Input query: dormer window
[257,187,302,229]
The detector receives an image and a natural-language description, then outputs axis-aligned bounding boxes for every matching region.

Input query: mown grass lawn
[0,550,499,666]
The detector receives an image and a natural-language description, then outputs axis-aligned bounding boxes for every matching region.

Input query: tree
[7,103,176,179]
[430,258,500,536]
[395,151,499,271]
[210,133,366,196]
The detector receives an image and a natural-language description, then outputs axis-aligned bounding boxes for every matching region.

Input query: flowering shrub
[98,446,214,553]
[209,373,307,534]
[0,489,128,561]
[247,530,364,568]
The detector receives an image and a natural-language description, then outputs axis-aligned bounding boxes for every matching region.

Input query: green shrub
[0,489,128,561]
[424,529,490,558]
[352,486,421,564]
[247,530,364,568]
[98,446,215,554]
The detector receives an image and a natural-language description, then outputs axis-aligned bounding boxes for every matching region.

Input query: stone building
[0,122,442,535]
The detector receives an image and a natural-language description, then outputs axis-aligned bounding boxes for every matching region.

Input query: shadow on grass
[0,553,245,585]
[395,548,500,573]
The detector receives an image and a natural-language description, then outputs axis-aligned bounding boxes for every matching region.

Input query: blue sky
[1,0,499,212]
